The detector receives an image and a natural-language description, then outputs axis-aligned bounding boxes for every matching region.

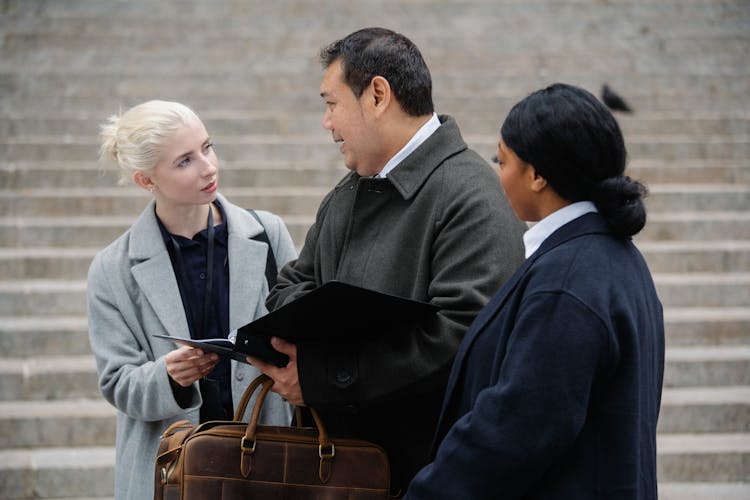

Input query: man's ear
[369,76,391,116]
[132,171,155,192]
[529,167,548,193]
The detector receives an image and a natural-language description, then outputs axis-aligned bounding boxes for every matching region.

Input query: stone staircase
[0,0,748,498]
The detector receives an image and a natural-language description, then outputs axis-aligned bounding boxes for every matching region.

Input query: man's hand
[247,337,305,406]
[165,346,218,387]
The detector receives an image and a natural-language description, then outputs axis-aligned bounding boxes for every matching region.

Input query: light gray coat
[87,193,296,500]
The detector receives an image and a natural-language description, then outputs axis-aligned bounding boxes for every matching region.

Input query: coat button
[335,370,352,385]
[236,371,245,381]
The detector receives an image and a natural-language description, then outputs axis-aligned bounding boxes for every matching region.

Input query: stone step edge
[3,273,750,291]
[0,307,748,328]
[657,433,750,454]
[4,133,750,146]
[3,157,747,169]
[1,386,746,418]
[1,345,748,375]
[658,483,750,500]
[1,433,748,470]
[2,240,750,258]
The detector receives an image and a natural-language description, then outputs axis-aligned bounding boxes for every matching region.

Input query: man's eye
[204,143,214,153]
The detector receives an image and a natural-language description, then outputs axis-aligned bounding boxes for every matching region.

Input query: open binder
[154,281,440,367]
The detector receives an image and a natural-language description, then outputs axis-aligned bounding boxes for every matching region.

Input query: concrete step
[0,306,745,360]
[0,160,345,190]
[1,239,747,282]
[1,158,746,189]
[0,214,310,248]
[2,342,745,401]
[0,355,99,402]
[638,241,750,273]
[625,160,750,185]
[664,308,750,346]
[3,183,747,217]
[0,186,328,217]
[0,247,97,280]
[2,272,748,316]
[0,280,88,317]
[664,346,750,388]
[0,399,115,448]
[1,387,746,448]
[0,386,742,450]
[6,134,750,163]
[645,184,750,212]
[0,446,114,499]
[4,70,749,111]
[659,482,750,500]
[2,110,748,140]
[0,316,91,358]
[639,212,750,241]
[654,273,750,308]
[657,433,750,482]
[0,211,745,250]
[1,435,746,498]
[659,386,750,434]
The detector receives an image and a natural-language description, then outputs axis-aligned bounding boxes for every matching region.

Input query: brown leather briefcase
[154,374,390,499]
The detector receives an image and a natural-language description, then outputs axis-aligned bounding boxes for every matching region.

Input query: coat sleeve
[404,290,616,499]
[86,251,201,422]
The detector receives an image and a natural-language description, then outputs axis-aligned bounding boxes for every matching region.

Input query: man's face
[319,60,381,176]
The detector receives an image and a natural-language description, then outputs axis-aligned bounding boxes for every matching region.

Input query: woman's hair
[501,83,647,237]
[98,100,200,185]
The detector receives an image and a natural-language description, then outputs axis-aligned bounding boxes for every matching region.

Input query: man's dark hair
[320,27,434,117]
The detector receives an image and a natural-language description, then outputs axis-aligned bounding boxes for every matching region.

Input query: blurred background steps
[1,0,748,498]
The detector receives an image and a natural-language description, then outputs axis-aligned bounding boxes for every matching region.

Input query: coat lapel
[223,199,273,333]
[128,201,191,340]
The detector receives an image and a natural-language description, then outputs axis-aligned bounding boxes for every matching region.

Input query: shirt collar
[157,199,228,245]
[375,112,441,178]
[523,201,598,258]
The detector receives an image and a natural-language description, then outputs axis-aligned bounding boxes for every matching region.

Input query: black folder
[155,281,440,367]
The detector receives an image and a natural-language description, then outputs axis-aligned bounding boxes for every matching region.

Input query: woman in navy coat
[406,83,664,499]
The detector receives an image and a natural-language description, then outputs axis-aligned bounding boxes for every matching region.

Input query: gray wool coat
[87,193,296,500]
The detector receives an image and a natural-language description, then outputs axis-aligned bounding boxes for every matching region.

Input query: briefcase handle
[238,374,336,482]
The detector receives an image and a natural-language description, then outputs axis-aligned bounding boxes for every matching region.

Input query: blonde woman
[88,100,296,499]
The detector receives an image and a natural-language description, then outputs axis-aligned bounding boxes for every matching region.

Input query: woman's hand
[165,346,219,387]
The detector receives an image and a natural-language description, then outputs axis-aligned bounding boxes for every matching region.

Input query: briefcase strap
[238,374,335,482]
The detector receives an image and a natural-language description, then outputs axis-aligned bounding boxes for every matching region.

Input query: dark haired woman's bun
[592,176,648,237]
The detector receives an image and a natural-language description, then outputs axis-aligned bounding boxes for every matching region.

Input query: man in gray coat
[249,27,526,495]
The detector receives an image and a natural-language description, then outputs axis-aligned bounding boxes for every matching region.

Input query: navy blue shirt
[157,201,233,420]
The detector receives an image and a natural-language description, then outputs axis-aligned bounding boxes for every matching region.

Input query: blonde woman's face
[148,118,219,208]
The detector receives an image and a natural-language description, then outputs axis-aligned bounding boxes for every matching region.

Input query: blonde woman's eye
[204,143,214,153]
[178,156,191,167]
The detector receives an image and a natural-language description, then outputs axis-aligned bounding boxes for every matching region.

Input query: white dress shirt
[375,113,441,178]
[523,201,598,258]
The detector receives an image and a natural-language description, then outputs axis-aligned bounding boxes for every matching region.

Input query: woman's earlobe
[530,169,548,193]
[133,171,155,192]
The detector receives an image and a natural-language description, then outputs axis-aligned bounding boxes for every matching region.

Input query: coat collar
[388,115,467,200]
[333,115,469,200]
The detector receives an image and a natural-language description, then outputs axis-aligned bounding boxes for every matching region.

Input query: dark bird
[601,84,633,113]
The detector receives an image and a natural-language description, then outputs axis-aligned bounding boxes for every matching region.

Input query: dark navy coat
[406,212,664,500]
